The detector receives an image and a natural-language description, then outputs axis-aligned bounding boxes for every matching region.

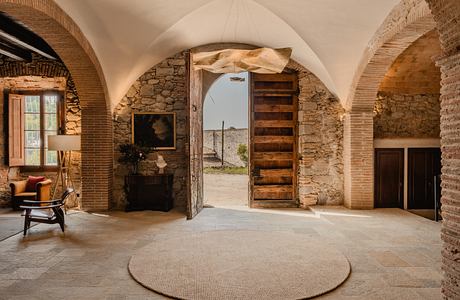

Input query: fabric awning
[192,47,292,74]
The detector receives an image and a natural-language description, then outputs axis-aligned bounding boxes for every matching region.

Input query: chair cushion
[25,176,46,192]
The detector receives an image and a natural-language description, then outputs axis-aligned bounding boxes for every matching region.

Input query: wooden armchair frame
[20,188,74,236]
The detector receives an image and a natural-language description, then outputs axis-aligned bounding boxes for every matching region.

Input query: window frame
[14,90,65,172]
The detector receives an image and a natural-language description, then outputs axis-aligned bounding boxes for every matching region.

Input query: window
[8,91,64,169]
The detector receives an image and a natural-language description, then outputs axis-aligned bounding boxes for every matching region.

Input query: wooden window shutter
[8,94,25,166]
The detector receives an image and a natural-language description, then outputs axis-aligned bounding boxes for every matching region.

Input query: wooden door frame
[186,50,204,219]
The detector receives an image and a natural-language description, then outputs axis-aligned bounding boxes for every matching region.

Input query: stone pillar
[343,111,374,209]
[437,52,460,299]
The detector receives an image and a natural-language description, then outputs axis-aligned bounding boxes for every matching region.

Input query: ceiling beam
[0,38,31,61]
[0,12,57,60]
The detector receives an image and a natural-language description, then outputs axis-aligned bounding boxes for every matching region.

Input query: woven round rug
[128,230,350,300]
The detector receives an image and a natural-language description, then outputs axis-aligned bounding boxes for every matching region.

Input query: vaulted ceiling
[53,0,402,109]
[379,30,441,95]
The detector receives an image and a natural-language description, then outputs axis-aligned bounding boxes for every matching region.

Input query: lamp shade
[48,135,81,151]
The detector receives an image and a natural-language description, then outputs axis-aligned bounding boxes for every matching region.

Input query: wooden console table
[124,174,173,212]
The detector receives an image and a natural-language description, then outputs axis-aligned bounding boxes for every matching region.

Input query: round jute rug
[128,230,350,300]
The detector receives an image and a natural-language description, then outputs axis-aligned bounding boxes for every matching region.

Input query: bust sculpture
[155,154,167,174]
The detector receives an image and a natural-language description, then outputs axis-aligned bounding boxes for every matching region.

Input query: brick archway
[343,0,436,209]
[345,0,460,297]
[0,0,112,210]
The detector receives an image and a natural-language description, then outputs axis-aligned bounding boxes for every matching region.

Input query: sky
[203,72,248,130]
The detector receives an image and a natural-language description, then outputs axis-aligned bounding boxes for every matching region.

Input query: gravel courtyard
[204,174,248,207]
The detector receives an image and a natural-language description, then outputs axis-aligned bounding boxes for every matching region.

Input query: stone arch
[343,0,436,209]
[343,0,460,297]
[0,0,112,210]
[346,0,435,111]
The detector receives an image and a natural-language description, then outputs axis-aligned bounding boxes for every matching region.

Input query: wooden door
[408,148,441,209]
[186,52,204,219]
[249,73,298,208]
[374,149,404,208]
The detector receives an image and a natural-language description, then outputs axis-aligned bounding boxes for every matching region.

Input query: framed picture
[132,112,176,150]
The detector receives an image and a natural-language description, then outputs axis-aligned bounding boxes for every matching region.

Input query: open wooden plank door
[186,52,204,219]
[249,73,298,208]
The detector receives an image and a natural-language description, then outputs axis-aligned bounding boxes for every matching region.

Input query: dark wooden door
[186,52,204,219]
[408,148,441,209]
[374,149,404,208]
[249,73,298,208]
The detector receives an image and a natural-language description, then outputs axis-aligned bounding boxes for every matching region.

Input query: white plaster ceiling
[54,0,401,110]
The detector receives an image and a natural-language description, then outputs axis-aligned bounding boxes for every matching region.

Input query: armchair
[10,179,52,210]
[20,188,74,235]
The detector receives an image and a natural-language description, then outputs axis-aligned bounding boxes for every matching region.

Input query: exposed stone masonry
[289,61,344,206]
[374,92,440,138]
[113,52,188,210]
[113,54,344,209]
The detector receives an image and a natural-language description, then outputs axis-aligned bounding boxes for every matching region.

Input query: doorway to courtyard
[187,47,298,218]
[189,62,299,213]
[203,72,249,207]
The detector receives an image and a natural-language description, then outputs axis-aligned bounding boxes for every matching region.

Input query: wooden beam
[254,120,294,128]
[254,104,294,112]
[0,12,57,59]
[0,39,31,61]
[254,136,294,143]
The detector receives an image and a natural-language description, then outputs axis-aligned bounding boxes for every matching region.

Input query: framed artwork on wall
[132,112,176,150]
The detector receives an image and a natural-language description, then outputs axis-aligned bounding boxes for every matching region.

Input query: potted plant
[118,143,151,175]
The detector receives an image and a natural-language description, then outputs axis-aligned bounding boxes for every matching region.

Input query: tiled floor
[0,206,441,299]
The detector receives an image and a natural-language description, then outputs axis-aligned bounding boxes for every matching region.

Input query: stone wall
[0,53,82,208]
[290,61,345,206]
[113,52,188,210]
[203,128,248,167]
[113,52,344,209]
[374,92,440,138]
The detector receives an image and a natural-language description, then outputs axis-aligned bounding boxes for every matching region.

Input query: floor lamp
[48,135,81,204]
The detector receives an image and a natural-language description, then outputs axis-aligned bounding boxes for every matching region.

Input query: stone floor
[0,206,441,299]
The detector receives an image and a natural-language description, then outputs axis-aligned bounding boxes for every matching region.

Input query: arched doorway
[343,0,436,209]
[186,45,299,218]
[203,72,249,208]
[0,0,113,210]
[373,30,442,218]
[344,0,460,297]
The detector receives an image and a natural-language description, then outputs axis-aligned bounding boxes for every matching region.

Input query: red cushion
[25,176,46,192]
